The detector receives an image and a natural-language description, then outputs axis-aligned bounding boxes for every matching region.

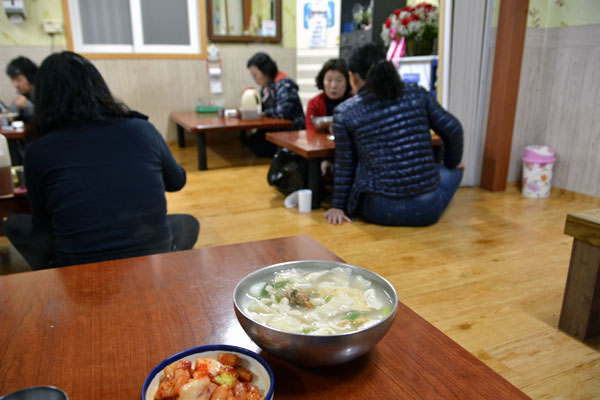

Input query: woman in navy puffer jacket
[325,43,464,226]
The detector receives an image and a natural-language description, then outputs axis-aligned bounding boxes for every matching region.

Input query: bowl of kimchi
[142,344,274,400]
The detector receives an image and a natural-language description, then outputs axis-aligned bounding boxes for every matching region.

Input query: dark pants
[246,131,277,157]
[358,166,463,227]
[4,214,200,270]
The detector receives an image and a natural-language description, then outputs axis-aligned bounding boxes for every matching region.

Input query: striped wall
[508,24,600,197]
[0,44,296,143]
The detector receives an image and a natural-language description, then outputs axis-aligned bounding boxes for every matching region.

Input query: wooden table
[0,126,25,140]
[266,130,443,209]
[560,208,600,341]
[170,112,293,170]
[0,126,25,165]
[0,188,29,235]
[0,235,528,399]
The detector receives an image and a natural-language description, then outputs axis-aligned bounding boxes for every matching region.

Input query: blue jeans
[4,214,199,270]
[358,166,463,226]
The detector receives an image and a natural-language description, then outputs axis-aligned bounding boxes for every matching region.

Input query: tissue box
[240,109,262,121]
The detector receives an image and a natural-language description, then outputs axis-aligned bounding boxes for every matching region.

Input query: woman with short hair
[246,52,304,157]
[5,56,37,121]
[324,43,464,226]
[305,58,353,132]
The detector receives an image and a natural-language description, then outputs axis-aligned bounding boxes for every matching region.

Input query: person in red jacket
[305,58,353,132]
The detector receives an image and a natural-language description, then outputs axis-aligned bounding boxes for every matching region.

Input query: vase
[405,37,434,57]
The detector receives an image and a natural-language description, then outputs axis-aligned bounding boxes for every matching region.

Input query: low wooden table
[0,235,528,399]
[266,130,442,209]
[559,208,600,341]
[170,112,293,170]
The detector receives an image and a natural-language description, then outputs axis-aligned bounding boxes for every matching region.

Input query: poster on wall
[298,0,338,49]
[308,12,327,47]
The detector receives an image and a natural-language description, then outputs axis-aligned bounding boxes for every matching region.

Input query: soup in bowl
[233,260,398,366]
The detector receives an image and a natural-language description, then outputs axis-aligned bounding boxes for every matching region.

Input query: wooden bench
[559,208,600,341]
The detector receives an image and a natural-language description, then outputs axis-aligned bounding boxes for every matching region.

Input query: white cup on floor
[298,189,312,213]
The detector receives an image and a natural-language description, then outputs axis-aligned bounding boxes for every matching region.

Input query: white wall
[509,25,600,197]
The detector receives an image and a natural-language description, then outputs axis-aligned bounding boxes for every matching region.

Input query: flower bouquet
[381,3,439,62]
[353,4,372,31]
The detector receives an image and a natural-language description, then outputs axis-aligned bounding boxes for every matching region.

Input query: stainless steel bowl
[233,260,398,367]
[311,116,333,132]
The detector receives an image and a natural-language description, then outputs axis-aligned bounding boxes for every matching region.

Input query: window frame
[62,0,207,59]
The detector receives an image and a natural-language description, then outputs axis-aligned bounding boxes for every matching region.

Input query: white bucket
[522,145,556,198]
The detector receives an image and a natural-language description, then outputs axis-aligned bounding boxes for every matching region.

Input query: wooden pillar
[479,0,529,191]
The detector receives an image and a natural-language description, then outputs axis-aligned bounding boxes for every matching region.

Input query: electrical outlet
[42,19,63,34]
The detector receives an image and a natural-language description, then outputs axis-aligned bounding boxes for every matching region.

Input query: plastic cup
[298,189,312,213]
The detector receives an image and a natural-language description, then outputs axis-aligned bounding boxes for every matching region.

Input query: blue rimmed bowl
[142,344,274,400]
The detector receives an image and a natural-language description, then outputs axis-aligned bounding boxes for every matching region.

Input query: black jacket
[261,73,305,130]
[332,83,463,214]
[24,114,185,266]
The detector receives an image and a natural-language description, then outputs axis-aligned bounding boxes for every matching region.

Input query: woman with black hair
[246,52,304,157]
[324,43,464,226]
[305,58,353,132]
[4,51,199,269]
[5,56,37,121]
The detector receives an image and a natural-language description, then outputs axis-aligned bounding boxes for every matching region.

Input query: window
[66,0,203,56]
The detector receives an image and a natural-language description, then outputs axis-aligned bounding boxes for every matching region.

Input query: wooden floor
[2,135,600,398]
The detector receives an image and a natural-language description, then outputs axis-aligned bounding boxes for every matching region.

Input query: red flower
[401,17,412,26]
[412,14,420,21]
[394,8,401,17]
[385,18,391,28]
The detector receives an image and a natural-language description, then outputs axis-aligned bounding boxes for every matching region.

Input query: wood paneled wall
[0,45,296,142]
[93,46,296,142]
[509,24,600,198]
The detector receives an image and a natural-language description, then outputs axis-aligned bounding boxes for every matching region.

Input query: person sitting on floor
[5,56,37,122]
[305,58,354,182]
[246,52,305,157]
[324,43,464,226]
[305,58,353,132]
[5,51,199,269]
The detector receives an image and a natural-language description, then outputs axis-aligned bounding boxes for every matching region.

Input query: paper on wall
[209,76,223,94]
